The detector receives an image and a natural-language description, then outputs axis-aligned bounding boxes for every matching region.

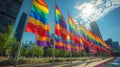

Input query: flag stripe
[68,15,78,32]
[56,14,62,21]
[28,17,47,30]
[55,20,67,28]
[69,24,77,32]
[36,35,50,41]
[54,41,64,49]
[55,34,62,38]
[35,0,48,8]
[32,5,48,19]
[33,0,49,14]
[30,10,47,24]
[55,38,62,42]
[55,24,60,30]
[55,28,61,36]
[56,7,61,16]
[26,23,46,36]
[36,40,50,47]
[65,44,71,51]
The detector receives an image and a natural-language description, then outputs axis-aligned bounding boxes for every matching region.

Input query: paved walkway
[52,57,113,67]
[2,57,114,67]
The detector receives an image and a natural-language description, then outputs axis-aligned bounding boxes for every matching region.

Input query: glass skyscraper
[90,21,102,39]
[105,38,120,52]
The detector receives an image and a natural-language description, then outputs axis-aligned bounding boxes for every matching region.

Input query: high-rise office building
[105,38,113,47]
[105,38,120,52]
[112,41,120,52]
[90,21,102,39]
[0,0,23,32]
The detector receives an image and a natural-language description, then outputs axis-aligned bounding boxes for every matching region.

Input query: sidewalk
[2,57,114,67]
[72,57,113,67]
[53,57,114,67]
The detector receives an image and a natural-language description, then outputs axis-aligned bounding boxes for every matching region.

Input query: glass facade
[90,21,102,39]
[0,0,23,32]
[113,42,120,52]
[15,13,27,42]
[105,39,120,52]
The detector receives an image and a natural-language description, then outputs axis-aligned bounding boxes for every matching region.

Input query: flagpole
[52,0,56,65]
[77,20,81,57]
[71,41,73,64]
[32,36,36,58]
[67,12,73,64]
[64,42,66,58]
[14,0,33,67]
[51,36,55,65]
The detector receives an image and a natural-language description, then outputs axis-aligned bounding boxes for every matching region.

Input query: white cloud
[75,0,120,28]
[95,0,103,5]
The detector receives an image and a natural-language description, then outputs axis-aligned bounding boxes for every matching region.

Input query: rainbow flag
[68,14,78,33]
[25,0,50,47]
[64,41,71,51]
[79,22,112,51]
[26,0,49,36]
[55,5,71,50]
[68,14,78,41]
[80,38,84,51]
[74,35,84,52]
[36,24,51,47]
[78,22,86,37]
[74,35,81,52]
[54,5,63,49]
[68,14,81,52]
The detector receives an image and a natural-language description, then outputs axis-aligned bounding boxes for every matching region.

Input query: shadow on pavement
[62,60,96,67]
[62,61,84,67]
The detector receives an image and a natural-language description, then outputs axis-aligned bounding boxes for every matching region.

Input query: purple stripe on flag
[36,40,51,47]
[55,45,64,49]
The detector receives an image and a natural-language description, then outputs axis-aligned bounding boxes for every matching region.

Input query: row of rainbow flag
[25,0,112,54]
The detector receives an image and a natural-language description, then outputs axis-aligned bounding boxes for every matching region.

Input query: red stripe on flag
[25,22,47,36]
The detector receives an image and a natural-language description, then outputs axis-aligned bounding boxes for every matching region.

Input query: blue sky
[14,0,120,44]
[97,7,120,43]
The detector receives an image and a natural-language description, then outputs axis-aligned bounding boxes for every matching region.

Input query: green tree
[47,47,53,57]
[34,46,44,57]
[31,43,36,58]
[47,48,63,57]
[20,45,29,57]
[54,49,60,57]
[0,24,14,55]
[47,48,71,57]
[10,37,19,58]
[65,51,71,57]
[59,49,66,57]
[0,33,7,55]
[28,42,36,57]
